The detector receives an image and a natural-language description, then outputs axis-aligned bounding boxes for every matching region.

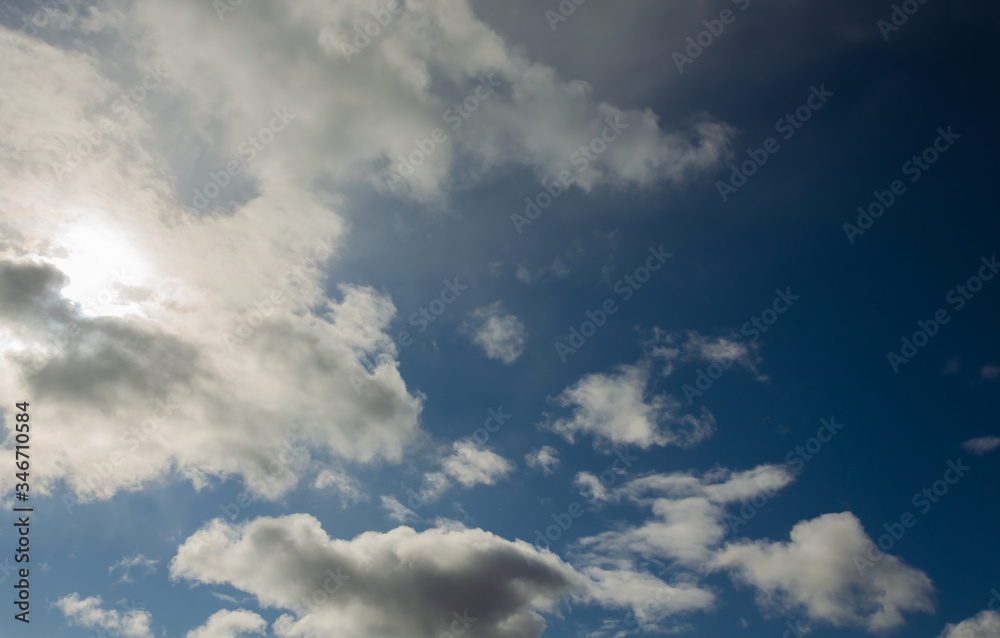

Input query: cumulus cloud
[170,515,586,638]
[186,609,267,638]
[463,302,526,364]
[313,467,368,507]
[544,362,715,449]
[405,440,515,505]
[56,594,153,638]
[710,512,935,632]
[525,446,560,475]
[441,440,515,486]
[565,465,796,636]
[961,437,1000,456]
[575,464,795,566]
[981,364,1000,380]
[938,611,1000,638]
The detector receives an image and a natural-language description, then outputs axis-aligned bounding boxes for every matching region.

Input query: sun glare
[49,222,152,317]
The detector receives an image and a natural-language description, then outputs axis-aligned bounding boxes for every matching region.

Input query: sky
[0,0,998,637]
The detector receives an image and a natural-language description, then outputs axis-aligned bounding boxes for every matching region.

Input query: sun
[48,221,152,317]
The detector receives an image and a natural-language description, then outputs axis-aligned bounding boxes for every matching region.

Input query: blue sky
[0,1,998,638]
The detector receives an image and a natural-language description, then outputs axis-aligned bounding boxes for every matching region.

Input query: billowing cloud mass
[711,512,935,632]
[186,609,268,638]
[170,515,586,638]
[56,594,154,638]
[545,362,715,449]
[0,0,728,505]
[170,513,724,638]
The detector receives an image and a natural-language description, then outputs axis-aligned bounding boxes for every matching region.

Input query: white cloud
[575,465,795,566]
[109,553,158,584]
[938,611,1000,638]
[648,330,764,380]
[567,466,795,635]
[573,472,615,504]
[313,467,368,507]
[441,440,515,487]
[0,0,728,503]
[464,302,526,364]
[186,609,267,638]
[961,437,1000,456]
[579,566,715,633]
[545,363,715,449]
[125,0,729,207]
[525,446,560,475]
[0,0,735,504]
[380,495,418,523]
[710,512,935,632]
[170,515,587,638]
[981,364,1000,380]
[56,594,153,638]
